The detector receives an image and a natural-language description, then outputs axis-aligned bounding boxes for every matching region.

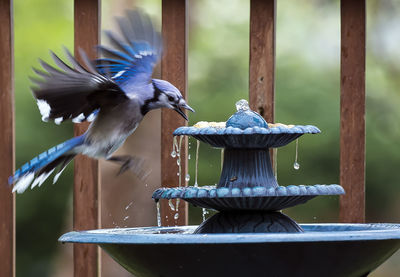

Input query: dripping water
[220,149,224,173]
[175,136,184,212]
[177,136,184,187]
[156,201,161,227]
[293,138,300,170]
[168,199,175,211]
[273,149,278,179]
[171,136,178,158]
[194,140,200,187]
[175,199,181,212]
[125,201,134,210]
[202,208,209,222]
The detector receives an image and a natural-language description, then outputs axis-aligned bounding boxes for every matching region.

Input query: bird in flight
[9,10,194,193]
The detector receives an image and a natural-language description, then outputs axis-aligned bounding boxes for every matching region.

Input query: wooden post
[249,0,276,166]
[161,0,188,226]
[339,0,366,223]
[249,0,276,123]
[73,0,101,276]
[0,1,15,276]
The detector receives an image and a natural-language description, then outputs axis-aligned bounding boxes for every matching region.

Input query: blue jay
[9,10,194,193]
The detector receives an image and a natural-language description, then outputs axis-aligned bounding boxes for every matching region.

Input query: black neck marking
[141,82,162,115]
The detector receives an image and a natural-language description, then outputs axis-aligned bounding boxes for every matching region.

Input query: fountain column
[218,148,278,189]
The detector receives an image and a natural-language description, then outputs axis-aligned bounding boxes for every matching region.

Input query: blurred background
[12,0,400,276]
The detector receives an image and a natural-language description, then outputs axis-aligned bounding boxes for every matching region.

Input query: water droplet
[177,159,180,166]
[168,199,175,211]
[171,150,177,158]
[185,173,190,182]
[188,154,191,160]
[235,99,250,111]
[174,213,179,220]
[293,138,300,170]
[202,208,209,222]
[123,215,129,221]
[125,201,134,210]
[177,172,180,176]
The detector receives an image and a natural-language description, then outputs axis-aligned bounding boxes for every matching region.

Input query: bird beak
[174,103,195,121]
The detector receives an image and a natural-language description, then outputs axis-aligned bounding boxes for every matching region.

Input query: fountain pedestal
[153,100,344,234]
[194,211,303,233]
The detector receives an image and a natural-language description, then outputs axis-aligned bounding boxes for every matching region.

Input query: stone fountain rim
[173,125,321,136]
[152,184,344,200]
[59,223,400,245]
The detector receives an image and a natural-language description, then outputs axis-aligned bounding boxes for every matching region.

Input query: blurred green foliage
[12,0,400,276]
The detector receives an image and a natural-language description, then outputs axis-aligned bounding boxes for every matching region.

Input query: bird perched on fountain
[9,10,194,193]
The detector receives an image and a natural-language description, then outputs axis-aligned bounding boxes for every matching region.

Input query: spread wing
[31,9,160,125]
[96,9,162,91]
[31,48,128,124]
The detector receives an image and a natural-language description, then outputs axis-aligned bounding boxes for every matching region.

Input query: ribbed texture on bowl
[153,184,344,211]
[173,125,320,148]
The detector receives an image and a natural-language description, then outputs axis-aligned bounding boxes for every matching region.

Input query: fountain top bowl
[173,124,320,148]
[174,99,320,148]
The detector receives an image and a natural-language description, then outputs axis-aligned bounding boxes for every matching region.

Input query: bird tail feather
[9,135,85,193]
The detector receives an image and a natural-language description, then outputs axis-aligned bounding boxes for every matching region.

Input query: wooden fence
[0,0,365,276]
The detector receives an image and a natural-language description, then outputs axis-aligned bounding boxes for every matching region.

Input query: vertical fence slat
[249,0,276,123]
[161,0,188,226]
[249,0,276,166]
[339,0,366,223]
[0,0,15,276]
[73,0,101,276]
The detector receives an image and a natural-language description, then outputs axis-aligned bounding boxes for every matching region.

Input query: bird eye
[168,96,174,102]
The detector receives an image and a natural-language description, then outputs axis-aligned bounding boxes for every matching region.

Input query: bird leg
[107,155,151,180]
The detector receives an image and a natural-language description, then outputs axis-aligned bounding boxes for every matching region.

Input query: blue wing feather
[96,10,162,88]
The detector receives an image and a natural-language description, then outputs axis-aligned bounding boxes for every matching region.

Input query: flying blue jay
[9,10,194,193]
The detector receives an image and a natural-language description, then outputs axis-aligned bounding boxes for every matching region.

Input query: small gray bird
[9,10,194,193]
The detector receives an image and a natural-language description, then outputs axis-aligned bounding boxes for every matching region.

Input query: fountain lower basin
[60,223,400,277]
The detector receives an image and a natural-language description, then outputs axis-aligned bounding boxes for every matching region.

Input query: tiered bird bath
[60,100,400,277]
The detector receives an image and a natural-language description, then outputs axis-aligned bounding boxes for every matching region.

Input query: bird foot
[107,155,151,180]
